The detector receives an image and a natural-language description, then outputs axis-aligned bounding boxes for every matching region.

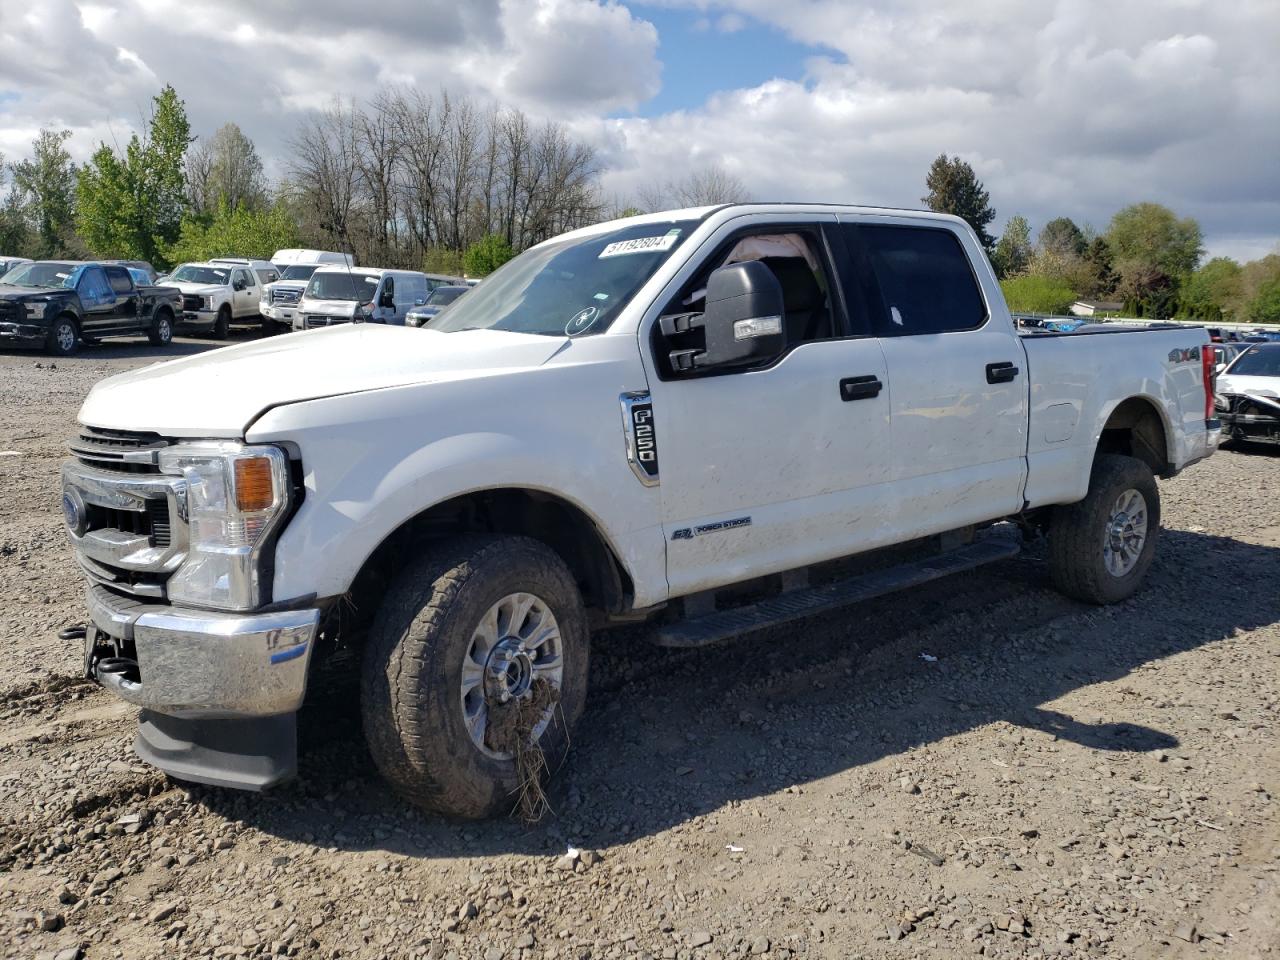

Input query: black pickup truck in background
[0,260,181,356]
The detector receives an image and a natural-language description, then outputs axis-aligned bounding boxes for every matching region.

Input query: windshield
[1225,345,1280,378]
[1,261,78,289]
[280,264,319,281]
[427,286,467,307]
[306,271,379,301]
[432,219,699,336]
[170,264,230,285]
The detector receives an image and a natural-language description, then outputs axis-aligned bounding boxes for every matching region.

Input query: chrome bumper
[86,586,319,719]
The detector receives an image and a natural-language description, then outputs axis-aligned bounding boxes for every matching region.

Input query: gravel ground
[1,335,1277,960]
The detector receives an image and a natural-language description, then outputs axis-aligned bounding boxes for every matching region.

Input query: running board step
[650,537,1021,649]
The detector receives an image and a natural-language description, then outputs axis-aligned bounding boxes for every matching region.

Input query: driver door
[76,266,116,336]
[641,215,896,598]
[232,268,257,317]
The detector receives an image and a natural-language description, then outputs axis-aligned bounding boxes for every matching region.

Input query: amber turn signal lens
[233,457,275,512]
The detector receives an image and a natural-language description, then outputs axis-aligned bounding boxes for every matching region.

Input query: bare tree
[288,101,361,255]
[188,124,267,215]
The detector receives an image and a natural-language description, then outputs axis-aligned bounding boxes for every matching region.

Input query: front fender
[246,364,667,608]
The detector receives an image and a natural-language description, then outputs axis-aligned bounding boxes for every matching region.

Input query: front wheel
[149,311,173,346]
[1048,454,1160,604]
[361,535,589,819]
[45,316,79,356]
[211,307,230,341]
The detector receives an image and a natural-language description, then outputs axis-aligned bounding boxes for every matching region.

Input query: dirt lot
[1,334,1277,960]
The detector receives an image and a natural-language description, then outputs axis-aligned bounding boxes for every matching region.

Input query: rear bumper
[1178,418,1222,471]
[85,585,319,719]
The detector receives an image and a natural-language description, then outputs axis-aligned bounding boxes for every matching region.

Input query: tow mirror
[661,261,786,372]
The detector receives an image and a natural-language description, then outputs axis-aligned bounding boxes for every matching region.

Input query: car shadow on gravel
[188,527,1280,861]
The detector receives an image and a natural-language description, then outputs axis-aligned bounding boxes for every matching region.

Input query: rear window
[851,225,988,336]
[105,266,133,293]
[1226,345,1280,378]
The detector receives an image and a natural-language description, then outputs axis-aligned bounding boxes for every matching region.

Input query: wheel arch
[1095,395,1172,477]
[339,486,635,646]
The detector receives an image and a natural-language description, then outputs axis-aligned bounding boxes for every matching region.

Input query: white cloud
[0,0,1274,259]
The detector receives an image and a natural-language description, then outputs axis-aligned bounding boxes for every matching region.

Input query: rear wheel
[45,315,79,356]
[361,535,589,819]
[1048,454,1160,604]
[149,311,173,346]
[211,306,230,341]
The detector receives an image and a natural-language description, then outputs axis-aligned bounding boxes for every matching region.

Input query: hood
[0,284,67,300]
[299,298,359,316]
[167,281,225,296]
[1218,373,1279,398]
[268,280,308,291]
[78,324,568,437]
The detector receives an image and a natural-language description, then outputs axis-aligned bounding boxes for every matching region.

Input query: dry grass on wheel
[484,678,562,823]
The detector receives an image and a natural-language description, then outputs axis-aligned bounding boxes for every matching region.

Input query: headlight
[26,301,48,318]
[202,296,214,310]
[157,442,291,611]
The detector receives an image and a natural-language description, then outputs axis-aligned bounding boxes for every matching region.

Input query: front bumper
[0,320,47,346]
[180,308,217,327]
[1220,411,1280,444]
[261,303,296,323]
[85,585,319,719]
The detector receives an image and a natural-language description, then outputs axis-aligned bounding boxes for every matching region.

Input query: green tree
[991,214,1031,278]
[187,122,268,216]
[77,85,192,266]
[1233,254,1280,320]
[999,274,1077,314]
[922,154,996,249]
[9,129,78,257]
[166,200,299,264]
[1105,203,1202,277]
[463,233,514,277]
[423,247,465,276]
[1082,236,1116,297]
[0,154,31,254]
[1178,257,1242,322]
[1249,274,1280,323]
[1038,217,1085,257]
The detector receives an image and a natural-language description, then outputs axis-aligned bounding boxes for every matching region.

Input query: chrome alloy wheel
[56,322,75,353]
[1103,488,1148,577]
[460,592,564,759]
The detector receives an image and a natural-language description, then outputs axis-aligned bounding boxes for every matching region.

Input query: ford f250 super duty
[61,204,1220,818]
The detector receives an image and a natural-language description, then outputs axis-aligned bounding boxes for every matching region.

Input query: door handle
[839,375,883,402]
[986,362,1019,384]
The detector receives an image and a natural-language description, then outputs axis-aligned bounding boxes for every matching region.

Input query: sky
[0,0,1277,262]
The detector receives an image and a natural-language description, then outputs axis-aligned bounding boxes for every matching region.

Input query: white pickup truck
[165,261,265,338]
[62,204,1219,817]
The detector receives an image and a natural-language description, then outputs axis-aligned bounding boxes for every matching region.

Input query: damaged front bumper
[1218,393,1280,445]
[81,585,320,790]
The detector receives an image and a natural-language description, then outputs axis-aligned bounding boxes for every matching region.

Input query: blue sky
[627,6,828,116]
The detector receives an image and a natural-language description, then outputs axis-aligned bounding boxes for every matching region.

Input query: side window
[664,230,836,346]
[401,275,427,304]
[257,269,279,285]
[383,276,395,302]
[851,225,987,335]
[104,266,132,294]
[235,269,253,289]
[78,267,112,304]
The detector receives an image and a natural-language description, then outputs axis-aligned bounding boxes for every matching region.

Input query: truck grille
[304,315,349,329]
[181,294,204,311]
[271,288,301,305]
[63,434,188,601]
[69,426,170,473]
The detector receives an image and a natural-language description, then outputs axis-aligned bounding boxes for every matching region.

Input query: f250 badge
[620,392,659,486]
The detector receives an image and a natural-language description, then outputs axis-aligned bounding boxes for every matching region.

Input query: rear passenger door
[838,218,1028,536]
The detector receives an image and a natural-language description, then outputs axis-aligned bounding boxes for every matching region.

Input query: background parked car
[271,248,353,269]
[0,260,179,355]
[294,267,429,330]
[405,284,469,327]
[1216,343,1280,445]
[261,263,326,329]
[102,259,158,284]
[0,256,33,277]
[165,261,266,338]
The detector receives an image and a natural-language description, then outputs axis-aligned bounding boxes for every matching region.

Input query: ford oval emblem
[62,491,87,537]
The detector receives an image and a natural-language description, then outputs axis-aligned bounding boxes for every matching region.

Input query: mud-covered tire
[211,306,230,341]
[1048,454,1160,605]
[360,535,589,819]
[45,315,79,356]
[149,310,173,346]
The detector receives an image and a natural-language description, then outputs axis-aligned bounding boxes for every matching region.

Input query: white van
[293,267,430,330]
[210,257,280,286]
[272,249,354,269]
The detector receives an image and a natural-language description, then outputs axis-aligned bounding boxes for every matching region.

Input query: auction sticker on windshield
[599,231,681,259]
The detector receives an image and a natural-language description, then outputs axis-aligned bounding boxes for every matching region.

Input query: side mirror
[379,290,395,308]
[233,279,245,291]
[661,261,786,372]
[414,298,426,306]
